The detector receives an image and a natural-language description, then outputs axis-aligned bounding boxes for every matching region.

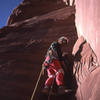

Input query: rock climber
[42,36,69,95]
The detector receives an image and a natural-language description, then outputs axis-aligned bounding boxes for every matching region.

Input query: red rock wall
[7,0,66,25]
[0,7,77,100]
[75,0,100,63]
[72,36,100,100]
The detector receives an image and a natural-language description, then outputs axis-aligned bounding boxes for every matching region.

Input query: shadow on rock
[62,53,78,100]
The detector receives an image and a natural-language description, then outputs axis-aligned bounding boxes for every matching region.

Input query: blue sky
[0,0,22,28]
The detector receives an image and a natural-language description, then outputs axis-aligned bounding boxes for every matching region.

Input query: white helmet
[58,36,68,44]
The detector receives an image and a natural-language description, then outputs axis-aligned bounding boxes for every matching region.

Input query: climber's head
[58,36,69,45]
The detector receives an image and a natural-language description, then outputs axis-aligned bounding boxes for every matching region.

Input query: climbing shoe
[42,86,50,94]
[57,86,67,95]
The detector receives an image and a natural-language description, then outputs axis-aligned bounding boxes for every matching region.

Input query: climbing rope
[30,64,56,100]
[30,67,44,100]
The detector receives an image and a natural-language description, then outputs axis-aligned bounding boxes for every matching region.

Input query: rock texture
[75,1,100,99]
[72,36,100,100]
[75,0,100,63]
[0,6,77,100]
[1,0,100,100]
[7,0,66,25]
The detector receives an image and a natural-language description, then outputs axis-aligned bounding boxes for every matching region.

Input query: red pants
[45,59,64,87]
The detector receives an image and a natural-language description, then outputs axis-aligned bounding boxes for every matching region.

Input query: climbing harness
[56,68,64,76]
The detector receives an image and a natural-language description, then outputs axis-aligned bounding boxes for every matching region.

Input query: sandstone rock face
[7,0,66,25]
[73,36,100,100]
[75,1,100,99]
[1,0,100,100]
[0,6,77,100]
[75,0,100,63]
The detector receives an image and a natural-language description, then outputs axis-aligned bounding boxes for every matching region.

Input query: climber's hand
[42,63,46,75]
